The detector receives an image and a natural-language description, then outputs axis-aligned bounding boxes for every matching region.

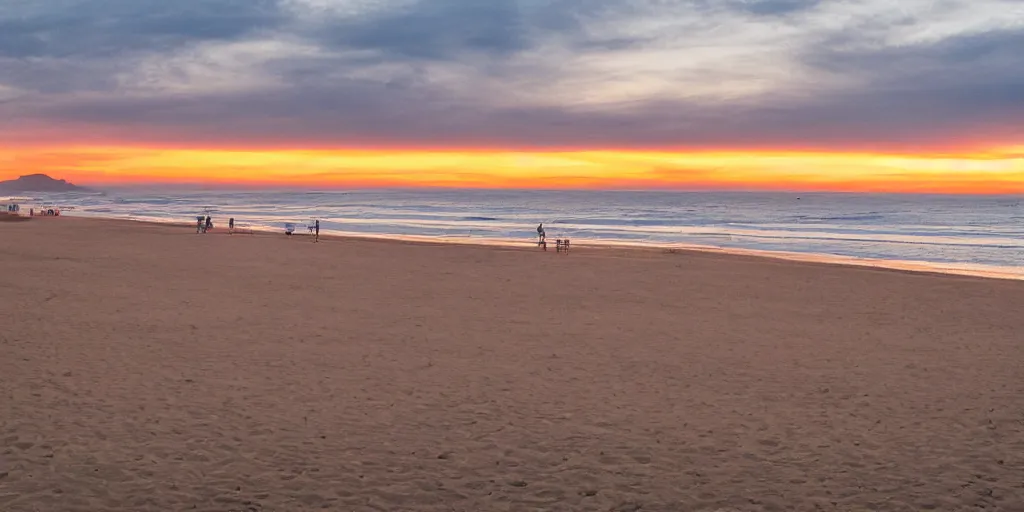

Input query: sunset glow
[2,146,1021,194]
[2,0,1022,194]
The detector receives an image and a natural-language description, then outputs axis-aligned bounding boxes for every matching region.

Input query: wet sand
[2,217,1024,511]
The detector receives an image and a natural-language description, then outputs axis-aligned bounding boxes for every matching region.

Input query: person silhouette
[537,223,546,242]
[314,219,320,243]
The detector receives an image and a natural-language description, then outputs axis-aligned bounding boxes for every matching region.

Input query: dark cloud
[16,66,1020,153]
[0,0,1019,151]
[0,0,282,58]
[0,57,122,94]
[734,0,821,16]
[681,0,821,16]
[799,27,1024,132]
[304,0,645,60]
[807,28,1024,76]
[311,1,531,60]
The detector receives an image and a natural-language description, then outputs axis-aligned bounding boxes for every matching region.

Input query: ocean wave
[34,188,1024,269]
[719,231,1023,250]
[791,213,885,222]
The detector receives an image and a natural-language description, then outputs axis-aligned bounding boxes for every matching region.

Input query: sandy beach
[2,217,1023,511]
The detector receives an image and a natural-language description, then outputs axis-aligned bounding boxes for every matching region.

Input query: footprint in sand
[462,481,489,491]
[630,453,652,464]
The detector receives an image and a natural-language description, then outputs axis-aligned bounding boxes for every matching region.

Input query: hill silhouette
[0,174,89,193]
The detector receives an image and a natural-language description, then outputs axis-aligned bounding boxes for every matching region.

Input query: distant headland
[0,174,89,193]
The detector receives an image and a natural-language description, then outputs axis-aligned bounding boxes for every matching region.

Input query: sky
[0,0,1022,192]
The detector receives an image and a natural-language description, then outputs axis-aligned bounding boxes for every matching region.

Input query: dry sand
[2,217,1024,512]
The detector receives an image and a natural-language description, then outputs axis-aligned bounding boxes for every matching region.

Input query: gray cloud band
[0,0,1020,149]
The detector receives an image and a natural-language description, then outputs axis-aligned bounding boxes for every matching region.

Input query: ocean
[10,188,1024,278]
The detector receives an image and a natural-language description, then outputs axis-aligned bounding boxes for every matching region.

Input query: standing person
[205,216,213,233]
[537,223,546,242]
[228,217,235,234]
[314,219,320,243]
[196,216,203,233]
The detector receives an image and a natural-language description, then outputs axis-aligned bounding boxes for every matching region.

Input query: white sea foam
[20,187,1024,279]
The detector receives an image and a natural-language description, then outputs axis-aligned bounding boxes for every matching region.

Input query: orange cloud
[1,145,1021,194]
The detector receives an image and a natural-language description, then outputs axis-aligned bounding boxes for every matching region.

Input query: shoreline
[57,213,1024,281]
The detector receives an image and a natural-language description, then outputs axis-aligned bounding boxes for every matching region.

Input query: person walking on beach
[196,216,204,233]
[537,223,546,242]
[228,217,235,234]
[204,216,212,233]
[314,219,320,243]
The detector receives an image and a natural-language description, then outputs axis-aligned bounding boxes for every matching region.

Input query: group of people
[196,215,214,233]
[199,215,318,239]
[192,216,541,248]
[28,208,60,216]
[536,223,570,252]
[196,215,243,234]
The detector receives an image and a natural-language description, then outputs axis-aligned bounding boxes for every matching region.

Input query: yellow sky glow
[1,146,1022,194]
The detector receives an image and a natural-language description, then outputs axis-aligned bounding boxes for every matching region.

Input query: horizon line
[50,181,1024,197]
